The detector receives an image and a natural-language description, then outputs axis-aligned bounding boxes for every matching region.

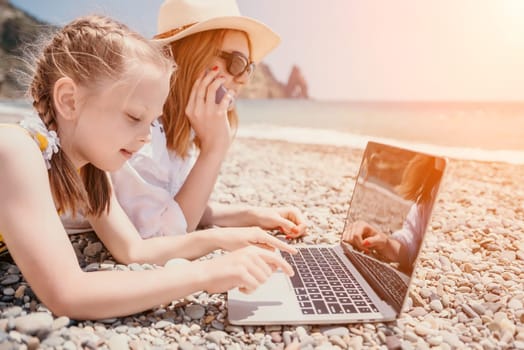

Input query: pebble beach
[0,113,524,349]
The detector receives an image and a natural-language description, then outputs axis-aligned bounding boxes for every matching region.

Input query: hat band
[155,22,197,40]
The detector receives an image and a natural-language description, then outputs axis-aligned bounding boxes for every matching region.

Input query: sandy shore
[0,113,523,349]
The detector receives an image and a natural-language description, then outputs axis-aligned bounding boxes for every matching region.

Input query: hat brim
[153,16,280,63]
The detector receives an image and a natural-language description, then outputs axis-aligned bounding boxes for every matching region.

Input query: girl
[109,0,309,239]
[0,14,295,320]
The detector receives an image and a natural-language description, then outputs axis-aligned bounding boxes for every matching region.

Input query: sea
[1,99,524,164]
[236,99,524,165]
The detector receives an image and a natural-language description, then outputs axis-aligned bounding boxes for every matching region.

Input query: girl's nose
[139,125,152,144]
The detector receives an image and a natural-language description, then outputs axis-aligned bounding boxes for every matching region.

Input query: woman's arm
[200,202,308,237]
[89,189,296,266]
[0,129,293,320]
[174,69,234,232]
[174,149,227,232]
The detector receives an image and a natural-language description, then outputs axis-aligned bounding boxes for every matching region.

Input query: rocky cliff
[0,0,309,99]
[0,0,49,98]
[239,63,309,99]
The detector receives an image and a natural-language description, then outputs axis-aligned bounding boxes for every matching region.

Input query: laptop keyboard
[346,249,407,311]
[281,247,379,315]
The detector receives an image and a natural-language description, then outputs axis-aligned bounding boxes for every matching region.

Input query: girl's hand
[196,245,295,294]
[251,206,308,239]
[185,67,235,155]
[214,227,298,254]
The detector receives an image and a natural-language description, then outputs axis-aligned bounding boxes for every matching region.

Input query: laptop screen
[340,141,446,311]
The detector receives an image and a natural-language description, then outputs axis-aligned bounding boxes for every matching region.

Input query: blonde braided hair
[29,15,173,217]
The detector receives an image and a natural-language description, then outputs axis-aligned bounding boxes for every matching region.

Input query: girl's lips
[120,149,133,159]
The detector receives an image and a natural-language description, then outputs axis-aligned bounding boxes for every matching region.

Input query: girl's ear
[53,77,78,120]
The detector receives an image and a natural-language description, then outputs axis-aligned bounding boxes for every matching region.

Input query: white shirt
[111,120,197,238]
[391,203,427,266]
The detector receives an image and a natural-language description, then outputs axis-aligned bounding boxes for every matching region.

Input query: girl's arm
[89,183,218,265]
[0,129,293,320]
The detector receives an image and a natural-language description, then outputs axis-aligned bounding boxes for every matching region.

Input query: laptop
[228,141,447,325]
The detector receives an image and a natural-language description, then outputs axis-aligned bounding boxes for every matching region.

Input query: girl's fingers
[246,255,273,284]
[257,249,295,276]
[237,272,259,294]
[238,286,251,294]
[234,247,295,294]
[252,241,275,251]
[257,233,297,254]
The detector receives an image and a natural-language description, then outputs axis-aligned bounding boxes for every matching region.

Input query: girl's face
[68,63,170,171]
[211,30,252,95]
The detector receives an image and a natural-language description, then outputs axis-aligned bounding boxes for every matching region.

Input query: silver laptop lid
[340,141,447,313]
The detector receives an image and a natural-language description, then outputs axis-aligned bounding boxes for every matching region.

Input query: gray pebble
[386,335,402,350]
[185,305,205,320]
[2,288,14,297]
[41,335,65,347]
[210,320,224,331]
[1,275,20,286]
[14,313,52,336]
[205,330,227,345]
[108,334,130,350]
[321,326,349,337]
[178,341,194,350]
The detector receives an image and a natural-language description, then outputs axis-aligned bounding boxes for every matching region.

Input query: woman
[111,0,309,239]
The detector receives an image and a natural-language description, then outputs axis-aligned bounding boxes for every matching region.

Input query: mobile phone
[216,85,235,110]
[215,84,228,104]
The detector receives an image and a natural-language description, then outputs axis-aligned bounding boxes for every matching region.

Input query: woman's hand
[195,245,295,294]
[213,226,298,254]
[250,206,308,239]
[342,220,389,253]
[185,67,235,155]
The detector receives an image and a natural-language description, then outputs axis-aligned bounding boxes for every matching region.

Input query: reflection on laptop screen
[340,142,446,313]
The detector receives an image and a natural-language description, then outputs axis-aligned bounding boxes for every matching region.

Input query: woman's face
[211,30,252,95]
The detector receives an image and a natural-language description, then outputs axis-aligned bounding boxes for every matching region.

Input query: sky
[9,0,524,101]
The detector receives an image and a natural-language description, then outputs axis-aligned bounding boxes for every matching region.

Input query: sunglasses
[218,51,255,78]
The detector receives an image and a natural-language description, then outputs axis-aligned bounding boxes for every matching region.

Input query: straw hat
[153,0,280,63]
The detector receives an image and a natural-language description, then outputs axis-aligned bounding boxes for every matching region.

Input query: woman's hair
[29,15,173,217]
[396,155,442,204]
[160,29,251,157]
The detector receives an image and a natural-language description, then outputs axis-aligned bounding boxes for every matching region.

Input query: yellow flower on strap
[20,115,60,169]
[36,132,49,151]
